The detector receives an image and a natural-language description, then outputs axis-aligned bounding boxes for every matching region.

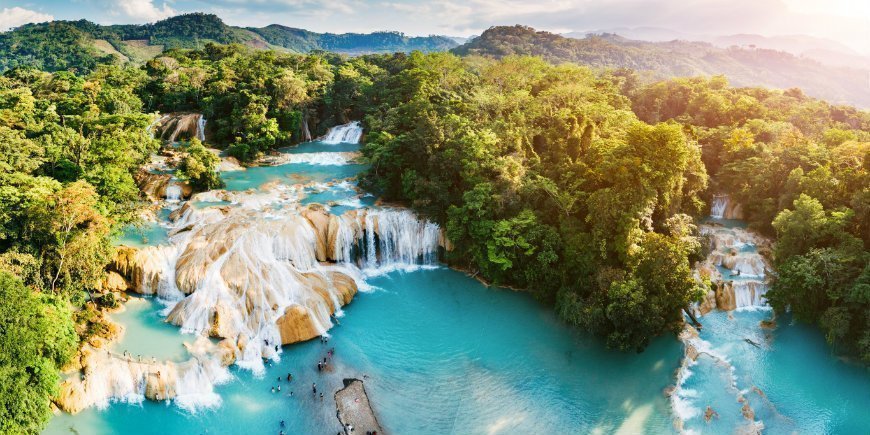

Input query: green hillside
[453,25,870,108]
[0,13,458,73]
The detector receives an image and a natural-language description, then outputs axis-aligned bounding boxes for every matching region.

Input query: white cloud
[111,0,177,22]
[0,7,53,31]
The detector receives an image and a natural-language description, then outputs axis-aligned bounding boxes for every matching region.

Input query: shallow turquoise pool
[45,268,681,434]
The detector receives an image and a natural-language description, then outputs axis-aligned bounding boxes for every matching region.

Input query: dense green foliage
[142,44,336,160]
[0,24,868,432]
[0,21,118,73]
[0,65,159,433]
[177,138,224,190]
[0,14,458,75]
[249,25,458,54]
[628,74,869,360]
[453,26,870,108]
[333,53,707,350]
[0,272,77,434]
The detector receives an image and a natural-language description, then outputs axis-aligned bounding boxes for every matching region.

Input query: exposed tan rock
[715,282,737,311]
[276,305,320,345]
[218,155,245,172]
[301,204,332,262]
[134,169,172,202]
[724,201,744,220]
[698,289,717,315]
[330,271,358,305]
[56,380,87,414]
[153,113,205,143]
[209,301,237,339]
[335,379,383,435]
[216,338,239,366]
[145,366,178,401]
[101,271,130,293]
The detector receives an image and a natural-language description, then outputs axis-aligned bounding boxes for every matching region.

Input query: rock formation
[152,113,206,143]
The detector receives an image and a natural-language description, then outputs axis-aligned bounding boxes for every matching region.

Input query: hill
[0,13,458,72]
[248,25,456,55]
[455,26,870,108]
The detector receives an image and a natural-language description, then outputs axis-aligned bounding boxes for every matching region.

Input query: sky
[2,0,870,53]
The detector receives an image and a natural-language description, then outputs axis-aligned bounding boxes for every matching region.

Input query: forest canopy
[0,35,868,433]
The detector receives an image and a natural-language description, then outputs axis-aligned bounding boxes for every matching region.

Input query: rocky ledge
[335,378,383,435]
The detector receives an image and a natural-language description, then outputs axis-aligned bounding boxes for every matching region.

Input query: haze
[2,0,869,53]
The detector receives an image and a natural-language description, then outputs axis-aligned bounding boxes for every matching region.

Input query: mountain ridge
[455,25,870,108]
[0,13,458,72]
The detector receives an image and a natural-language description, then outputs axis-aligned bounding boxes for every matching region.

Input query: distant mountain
[457,25,870,108]
[0,13,458,72]
[565,27,870,69]
[247,24,457,55]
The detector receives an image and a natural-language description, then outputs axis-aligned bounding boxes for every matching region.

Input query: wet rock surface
[335,378,383,435]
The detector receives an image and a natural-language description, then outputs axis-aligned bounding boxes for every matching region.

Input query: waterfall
[710,194,728,219]
[330,209,441,274]
[124,201,441,373]
[146,114,163,139]
[321,121,363,144]
[57,338,232,414]
[697,225,770,311]
[165,184,182,202]
[262,152,359,166]
[196,115,206,142]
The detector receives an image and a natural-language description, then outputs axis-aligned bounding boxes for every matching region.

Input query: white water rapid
[165,184,182,202]
[320,121,363,145]
[710,194,728,219]
[196,116,206,142]
[669,200,774,433]
[60,125,445,413]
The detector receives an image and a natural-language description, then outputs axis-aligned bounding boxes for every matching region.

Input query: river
[44,123,870,434]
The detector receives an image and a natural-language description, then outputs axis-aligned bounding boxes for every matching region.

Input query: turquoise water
[681,309,870,433]
[46,269,680,434]
[116,208,172,247]
[108,296,192,362]
[47,137,870,434]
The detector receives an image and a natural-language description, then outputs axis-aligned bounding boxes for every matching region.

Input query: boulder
[698,289,717,315]
[301,204,332,262]
[55,380,87,414]
[209,301,238,339]
[216,338,239,366]
[715,282,737,311]
[144,365,178,401]
[101,271,130,293]
[134,170,172,202]
[276,305,320,345]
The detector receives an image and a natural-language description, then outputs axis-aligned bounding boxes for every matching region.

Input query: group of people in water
[271,335,349,434]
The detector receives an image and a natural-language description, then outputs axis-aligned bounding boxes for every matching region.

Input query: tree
[25,181,112,295]
[0,272,77,434]
[177,138,224,190]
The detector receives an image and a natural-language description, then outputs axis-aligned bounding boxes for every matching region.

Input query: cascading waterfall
[321,121,363,144]
[165,184,182,202]
[68,124,443,414]
[671,222,773,432]
[710,194,728,219]
[698,225,770,310]
[262,152,359,166]
[118,196,442,374]
[196,115,206,142]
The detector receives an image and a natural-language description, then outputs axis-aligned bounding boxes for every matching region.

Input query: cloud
[111,0,177,22]
[0,7,53,31]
